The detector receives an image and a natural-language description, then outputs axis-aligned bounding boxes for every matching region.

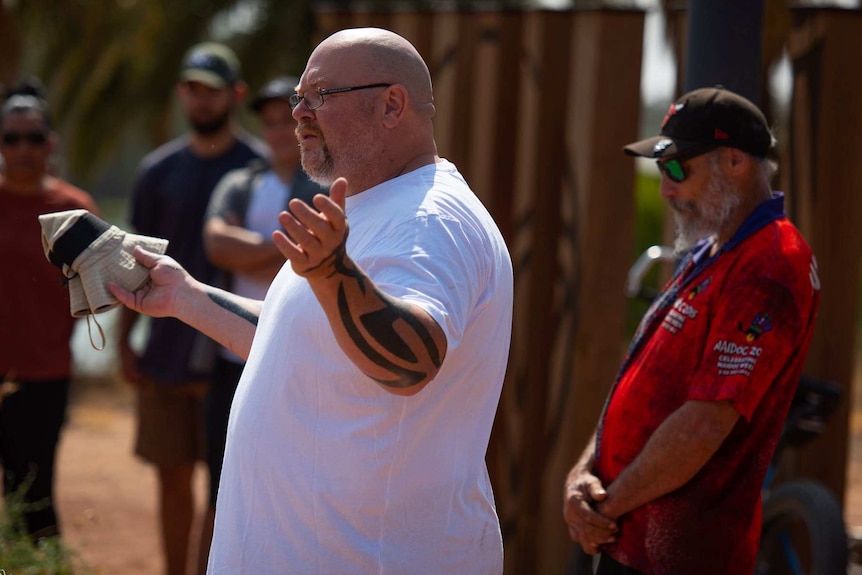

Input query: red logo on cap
[661,103,685,128]
[714,128,729,140]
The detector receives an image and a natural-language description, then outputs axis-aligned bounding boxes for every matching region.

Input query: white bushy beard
[670,163,740,257]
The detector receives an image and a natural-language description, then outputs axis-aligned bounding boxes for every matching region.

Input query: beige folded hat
[38,209,168,347]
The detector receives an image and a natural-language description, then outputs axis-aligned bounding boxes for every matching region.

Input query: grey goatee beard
[671,168,740,257]
[297,122,336,186]
[301,145,336,187]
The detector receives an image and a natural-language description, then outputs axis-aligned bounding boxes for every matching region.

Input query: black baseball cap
[180,42,240,88]
[249,76,299,113]
[624,86,774,159]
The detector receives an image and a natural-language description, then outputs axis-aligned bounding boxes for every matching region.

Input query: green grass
[0,486,93,575]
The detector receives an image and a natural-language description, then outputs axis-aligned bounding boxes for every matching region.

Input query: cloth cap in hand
[38,209,168,317]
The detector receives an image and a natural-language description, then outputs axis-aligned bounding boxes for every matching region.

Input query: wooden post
[513,11,573,573]
[536,10,644,573]
[782,7,862,504]
[0,3,21,87]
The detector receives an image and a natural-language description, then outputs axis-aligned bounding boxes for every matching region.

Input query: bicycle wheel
[756,479,847,575]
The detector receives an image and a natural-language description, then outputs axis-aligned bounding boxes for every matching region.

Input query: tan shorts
[135,378,208,467]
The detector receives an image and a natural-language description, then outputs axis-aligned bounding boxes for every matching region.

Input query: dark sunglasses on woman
[1,131,48,147]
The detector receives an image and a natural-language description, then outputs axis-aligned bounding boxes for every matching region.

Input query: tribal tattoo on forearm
[207,289,259,326]
[329,247,444,388]
[300,240,347,278]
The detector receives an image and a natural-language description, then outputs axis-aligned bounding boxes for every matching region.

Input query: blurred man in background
[117,42,265,575]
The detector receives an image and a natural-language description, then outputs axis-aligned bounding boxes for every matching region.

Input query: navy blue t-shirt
[129,133,266,384]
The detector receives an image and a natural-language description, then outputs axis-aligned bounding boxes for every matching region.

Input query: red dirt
[57,380,208,575]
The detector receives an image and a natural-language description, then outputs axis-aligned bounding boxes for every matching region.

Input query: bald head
[317,28,435,118]
[295,27,439,193]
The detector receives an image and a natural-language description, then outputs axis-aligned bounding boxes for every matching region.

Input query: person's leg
[196,506,216,575]
[196,357,243,575]
[136,379,208,575]
[158,462,196,575]
[0,378,69,540]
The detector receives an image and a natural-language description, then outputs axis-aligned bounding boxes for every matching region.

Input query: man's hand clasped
[563,465,619,555]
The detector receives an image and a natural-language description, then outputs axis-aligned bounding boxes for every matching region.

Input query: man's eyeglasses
[655,147,717,183]
[1,131,48,147]
[656,157,687,182]
[288,83,392,111]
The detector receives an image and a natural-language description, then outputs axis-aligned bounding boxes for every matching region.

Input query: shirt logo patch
[662,298,698,334]
[714,339,763,377]
[687,276,712,300]
[738,312,773,342]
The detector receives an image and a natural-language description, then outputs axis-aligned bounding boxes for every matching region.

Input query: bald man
[109,28,513,574]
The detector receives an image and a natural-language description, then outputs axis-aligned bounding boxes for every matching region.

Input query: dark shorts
[135,378,207,467]
[206,356,243,507]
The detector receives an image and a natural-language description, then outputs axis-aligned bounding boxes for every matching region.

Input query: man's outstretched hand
[273,177,349,279]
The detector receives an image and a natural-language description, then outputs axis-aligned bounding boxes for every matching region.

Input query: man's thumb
[589,483,608,502]
[329,177,348,209]
[132,245,159,268]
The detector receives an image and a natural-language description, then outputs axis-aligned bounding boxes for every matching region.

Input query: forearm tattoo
[331,249,443,388]
[207,290,259,326]
[301,240,346,278]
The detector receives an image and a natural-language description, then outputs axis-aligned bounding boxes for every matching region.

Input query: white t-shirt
[207,160,513,575]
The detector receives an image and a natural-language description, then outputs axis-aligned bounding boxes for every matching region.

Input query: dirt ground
[54,377,862,575]
[56,380,208,575]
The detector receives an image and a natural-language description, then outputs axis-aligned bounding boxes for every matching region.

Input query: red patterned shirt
[0,177,98,380]
[595,195,820,575]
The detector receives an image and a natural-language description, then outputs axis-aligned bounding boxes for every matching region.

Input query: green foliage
[2,1,316,182]
[0,486,92,574]
[96,197,131,227]
[633,170,665,256]
[626,170,668,335]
